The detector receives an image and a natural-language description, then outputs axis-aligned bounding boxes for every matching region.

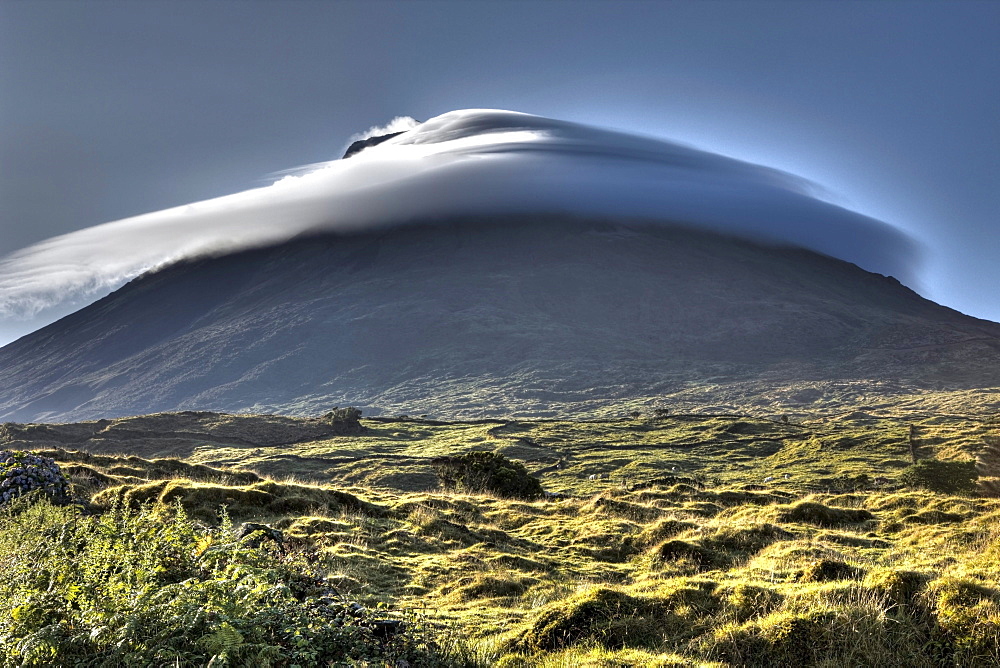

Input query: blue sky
[1,0,998,344]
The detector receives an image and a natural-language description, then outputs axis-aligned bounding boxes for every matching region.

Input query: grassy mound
[777,500,874,526]
[796,558,865,582]
[92,479,385,522]
[655,523,793,571]
[521,588,673,651]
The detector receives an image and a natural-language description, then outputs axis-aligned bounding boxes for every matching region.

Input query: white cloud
[0,109,918,327]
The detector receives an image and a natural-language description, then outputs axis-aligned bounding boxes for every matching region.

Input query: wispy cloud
[0,109,918,324]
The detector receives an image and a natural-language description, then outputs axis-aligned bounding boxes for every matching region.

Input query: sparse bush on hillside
[0,450,70,507]
[900,459,978,495]
[91,478,385,523]
[433,452,544,500]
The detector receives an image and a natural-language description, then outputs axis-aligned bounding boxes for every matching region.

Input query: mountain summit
[1,218,998,422]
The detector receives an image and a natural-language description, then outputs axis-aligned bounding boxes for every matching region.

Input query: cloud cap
[0,109,918,322]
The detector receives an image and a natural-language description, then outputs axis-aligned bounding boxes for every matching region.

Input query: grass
[0,399,998,665]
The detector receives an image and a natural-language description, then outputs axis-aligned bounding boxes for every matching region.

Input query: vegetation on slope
[0,498,462,666]
[1,402,998,666]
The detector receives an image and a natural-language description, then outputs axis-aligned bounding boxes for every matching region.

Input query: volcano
[2,217,999,422]
[3,110,1000,421]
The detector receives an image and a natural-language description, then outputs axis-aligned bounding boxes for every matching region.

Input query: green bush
[433,452,544,500]
[0,498,462,666]
[900,460,978,495]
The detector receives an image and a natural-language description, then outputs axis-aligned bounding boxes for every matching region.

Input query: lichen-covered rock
[0,450,70,506]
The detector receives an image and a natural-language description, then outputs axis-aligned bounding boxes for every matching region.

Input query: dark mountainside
[2,217,1000,423]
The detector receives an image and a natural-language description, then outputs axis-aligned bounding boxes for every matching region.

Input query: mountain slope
[1,218,999,422]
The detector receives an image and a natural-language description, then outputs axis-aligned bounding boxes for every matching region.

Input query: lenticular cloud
[0,109,917,323]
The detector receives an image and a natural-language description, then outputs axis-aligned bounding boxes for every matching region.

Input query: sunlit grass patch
[4,402,1000,665]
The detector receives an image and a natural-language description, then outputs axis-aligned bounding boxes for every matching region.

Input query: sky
[0,1,998,345]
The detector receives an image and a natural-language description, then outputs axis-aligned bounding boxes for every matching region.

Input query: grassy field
[1,396,999,666]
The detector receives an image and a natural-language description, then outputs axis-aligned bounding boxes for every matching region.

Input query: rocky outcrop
[341,131,407,158]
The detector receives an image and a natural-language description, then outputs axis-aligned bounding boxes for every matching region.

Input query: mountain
[1,217,999,423]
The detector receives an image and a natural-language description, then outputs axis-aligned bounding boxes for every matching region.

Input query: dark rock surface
[341,131,406,159]
[1,217,999,422]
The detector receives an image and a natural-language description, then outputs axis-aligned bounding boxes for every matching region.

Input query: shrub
[433,452,544,499]
[900,460,978,495]
[0,450,70,507]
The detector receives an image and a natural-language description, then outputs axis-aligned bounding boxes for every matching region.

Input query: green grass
[1,400,998,665]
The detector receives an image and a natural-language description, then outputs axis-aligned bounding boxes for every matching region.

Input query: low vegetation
[0,401,998,666]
